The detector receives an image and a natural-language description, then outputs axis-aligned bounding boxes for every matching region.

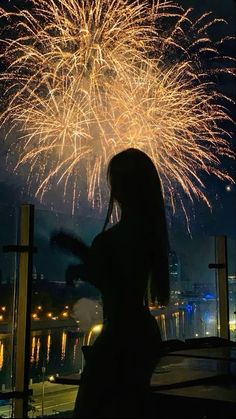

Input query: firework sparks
[0,0,235,217]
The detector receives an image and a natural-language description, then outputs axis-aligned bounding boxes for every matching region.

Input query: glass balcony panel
[0,203,233,418]
[153,233,218,341]
[0,204,18,417]
[28,208,103,417]
[227,238,236,341]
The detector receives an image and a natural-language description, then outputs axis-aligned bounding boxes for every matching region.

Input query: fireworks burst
[0,0,235,217]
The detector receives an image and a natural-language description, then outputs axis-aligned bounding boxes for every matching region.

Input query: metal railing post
[14,204,35,418]
[210,236,230,340]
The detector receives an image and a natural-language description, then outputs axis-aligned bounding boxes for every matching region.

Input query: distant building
[32,265,37,281]
[228,275,236,293]
[228,275,236,312]
[169,249,181,300]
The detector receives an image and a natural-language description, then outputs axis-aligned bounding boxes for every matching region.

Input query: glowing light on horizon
[0,0,235,218]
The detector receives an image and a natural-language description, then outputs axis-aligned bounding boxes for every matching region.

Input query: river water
[0,301,219,389]
[0,328,84,389]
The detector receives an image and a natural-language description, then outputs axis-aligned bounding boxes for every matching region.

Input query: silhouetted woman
[51,148,170,418]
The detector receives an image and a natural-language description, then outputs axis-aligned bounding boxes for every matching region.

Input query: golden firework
[0,0,235,217]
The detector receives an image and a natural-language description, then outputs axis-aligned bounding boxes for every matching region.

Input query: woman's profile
[51,148,170,418]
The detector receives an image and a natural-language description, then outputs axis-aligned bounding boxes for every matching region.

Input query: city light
[0,315,3,321]
[92,324,103,334]
[84,323,103,346]
[229,320,236,332]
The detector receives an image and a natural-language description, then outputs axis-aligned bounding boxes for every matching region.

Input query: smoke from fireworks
[0,0,235,217]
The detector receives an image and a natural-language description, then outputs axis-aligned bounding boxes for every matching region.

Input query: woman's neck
[120,206,143,223]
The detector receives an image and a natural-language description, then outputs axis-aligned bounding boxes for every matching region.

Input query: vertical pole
[42,365,46,417]
[215,236,230,340]
[14,204,34,418]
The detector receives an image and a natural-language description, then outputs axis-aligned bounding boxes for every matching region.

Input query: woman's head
[107,148,163,212]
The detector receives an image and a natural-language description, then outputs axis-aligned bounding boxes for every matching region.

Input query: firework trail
[0,0,235,217]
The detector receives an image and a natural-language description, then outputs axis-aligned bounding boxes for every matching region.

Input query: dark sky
[0,0,235,239]
[176,0,236,237]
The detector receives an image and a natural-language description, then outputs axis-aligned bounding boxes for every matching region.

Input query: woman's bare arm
[50,230,90,262]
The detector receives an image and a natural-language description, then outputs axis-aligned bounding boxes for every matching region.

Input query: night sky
[0,0,235,242]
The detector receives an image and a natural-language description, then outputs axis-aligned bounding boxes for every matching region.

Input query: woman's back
[91,217,150,317]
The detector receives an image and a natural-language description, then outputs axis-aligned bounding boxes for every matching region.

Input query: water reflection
[0,302,231,387]
[61,331,67,361]
[27,329,82,382]
[154,301,218,341]
[12,329,82,385]
[46,333,51,363]
[0,340,3,370]
[30,337,36,364]
[72,338,79,365]
[36,338,40,366]
[30,336,41,366]
[159,314,167,340]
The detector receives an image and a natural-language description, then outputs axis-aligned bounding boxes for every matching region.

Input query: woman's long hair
[103,148,170,306]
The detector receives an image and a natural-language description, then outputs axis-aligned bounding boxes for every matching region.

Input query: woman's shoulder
[92,224,120,246]
[92,224,125,253]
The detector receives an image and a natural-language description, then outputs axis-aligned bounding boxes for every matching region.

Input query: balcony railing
[0,204,235,418]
